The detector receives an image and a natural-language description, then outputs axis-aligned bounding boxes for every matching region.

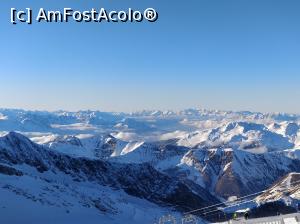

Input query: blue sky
[0,0,300,113]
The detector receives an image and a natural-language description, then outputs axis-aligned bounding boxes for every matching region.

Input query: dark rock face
[285,123,299,137]
[0,164,23,176]
[168,148,300,199]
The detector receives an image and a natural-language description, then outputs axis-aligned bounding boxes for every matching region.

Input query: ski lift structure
[157,214,198,224]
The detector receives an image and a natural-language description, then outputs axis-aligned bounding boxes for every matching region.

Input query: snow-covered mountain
[0,132,217,223]
[176,122,295,153]
[1,108,300,223]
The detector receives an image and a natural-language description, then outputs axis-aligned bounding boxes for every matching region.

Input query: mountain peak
[2,131,33,145]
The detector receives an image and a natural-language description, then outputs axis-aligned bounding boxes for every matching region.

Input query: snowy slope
[0,132,216,223]
[0,172,180,224]
[255,172,300,208]
[32,134,146,160]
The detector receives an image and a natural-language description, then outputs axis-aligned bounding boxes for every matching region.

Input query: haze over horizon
[1,106,300,116]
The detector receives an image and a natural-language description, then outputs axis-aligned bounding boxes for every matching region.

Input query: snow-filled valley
[1,108,300,223]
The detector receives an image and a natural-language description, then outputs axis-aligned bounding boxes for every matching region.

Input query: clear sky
[0,0,300,113]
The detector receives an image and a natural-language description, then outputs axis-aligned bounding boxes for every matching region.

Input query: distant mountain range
[0,109,300,223]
